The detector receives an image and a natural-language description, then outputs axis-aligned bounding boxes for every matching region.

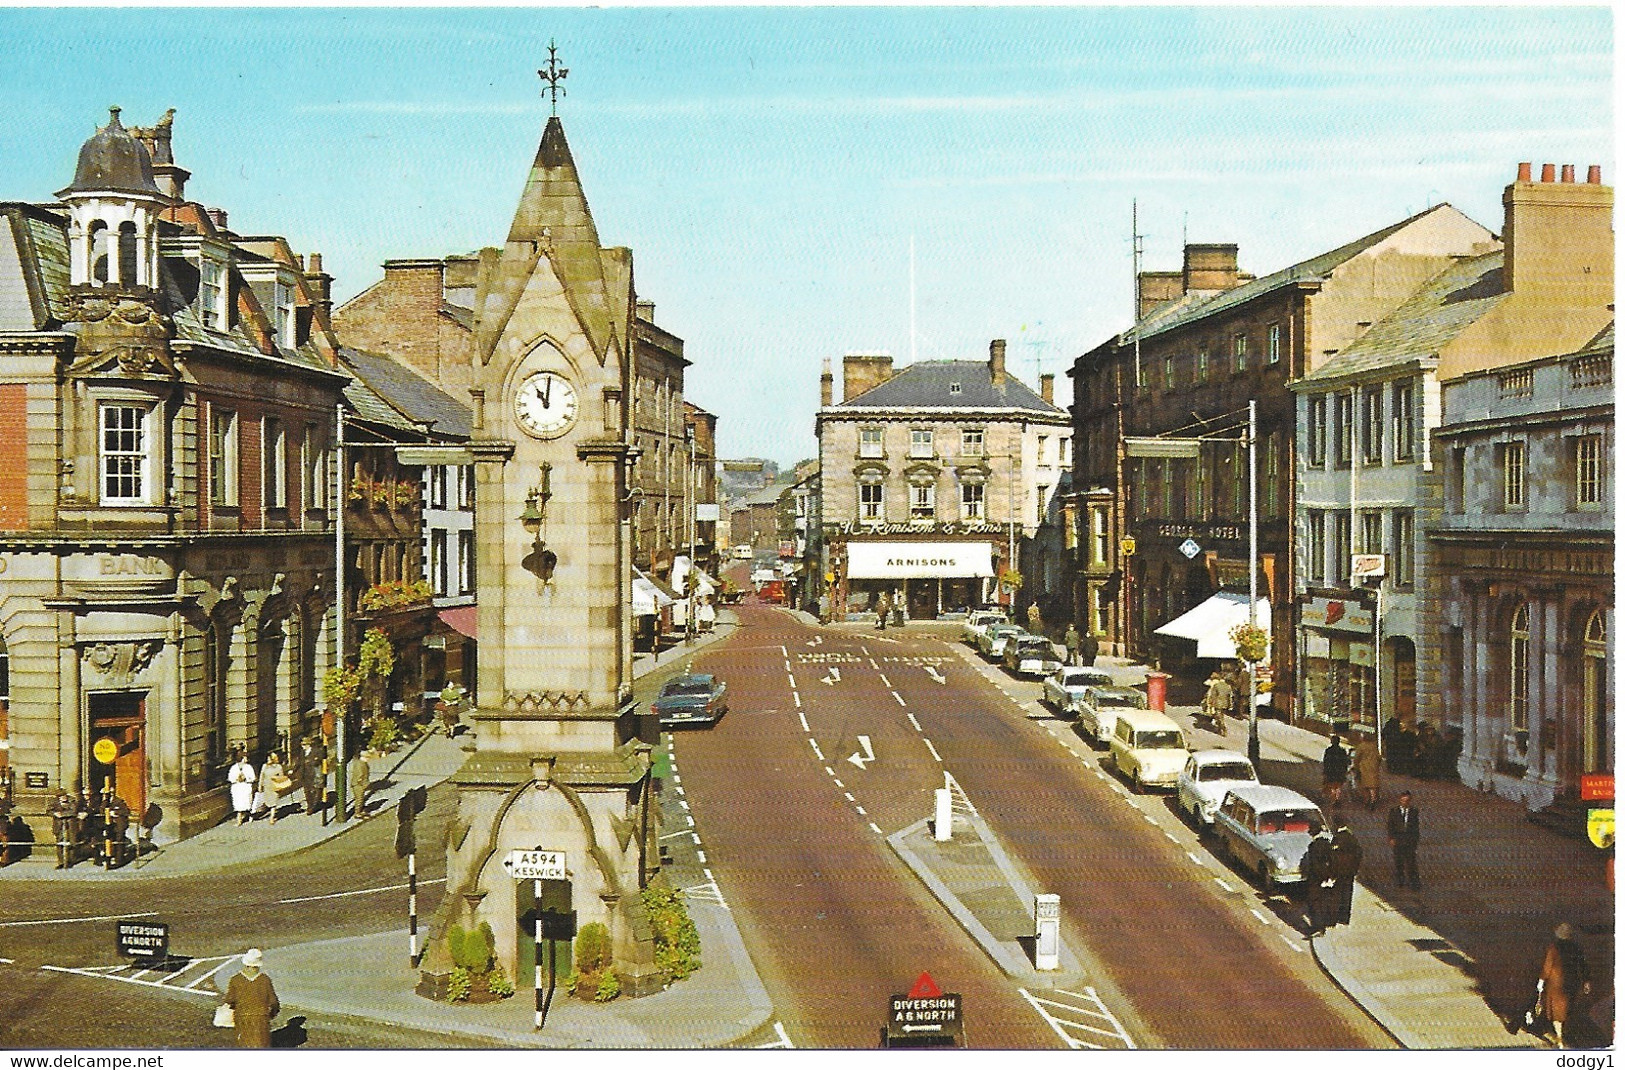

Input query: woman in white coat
[227,751,256,826]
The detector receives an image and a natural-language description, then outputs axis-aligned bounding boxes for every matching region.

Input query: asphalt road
[672,603,1390,1049]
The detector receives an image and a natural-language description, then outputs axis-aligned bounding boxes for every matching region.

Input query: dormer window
[273,278,295,349]
[949,382,962,395]
[198,256,225,329]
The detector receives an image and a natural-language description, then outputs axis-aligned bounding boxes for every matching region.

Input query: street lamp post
[332,403,349,823]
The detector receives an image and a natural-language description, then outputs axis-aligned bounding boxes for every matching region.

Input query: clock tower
[426,91,661,993]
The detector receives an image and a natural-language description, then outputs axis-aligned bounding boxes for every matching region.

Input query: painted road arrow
[848,735,876,770]
[925,665,946,684]
[822,667,842,685]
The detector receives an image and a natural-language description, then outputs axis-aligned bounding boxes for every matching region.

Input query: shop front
[842,539,997,620]
[1297,591,1376,733]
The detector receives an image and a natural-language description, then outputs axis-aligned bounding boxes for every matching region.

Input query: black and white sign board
[116,921,169,961]
[503,849,568,881]
[885,972,962,1046]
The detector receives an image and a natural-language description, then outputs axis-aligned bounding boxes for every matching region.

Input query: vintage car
[976,622,1024,661]
[1075,685,1148,746]
[1211,783,1327,891]
[961,609,1009,646]
[651,673,729,728]
[1003,635,1062,678]
[1041,667,1113,714]
[1107,708,1190,791]
[1176,749,1260,826]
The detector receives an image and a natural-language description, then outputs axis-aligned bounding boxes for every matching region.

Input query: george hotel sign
[846,542,995,580]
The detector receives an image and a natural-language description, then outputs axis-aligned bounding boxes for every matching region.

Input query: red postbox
[1145,671,1169,712]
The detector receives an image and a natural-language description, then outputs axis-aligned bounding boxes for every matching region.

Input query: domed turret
[60,106,162,197]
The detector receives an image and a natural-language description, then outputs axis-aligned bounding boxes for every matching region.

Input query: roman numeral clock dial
[514,371,579,439]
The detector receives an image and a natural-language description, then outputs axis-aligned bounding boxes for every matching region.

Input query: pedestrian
[1535,922,1591,1047]
[1027,601,1042,634]
[1353,731,1382,810]
[1322,732,1351,808]
[297,734,326,816]
[223,948,280,1048]
[103,792,130,867]
[1064,623,1081,667]
[50,789,78,868]
[875,594,889,631]
[1078,630,1100,668]
[228,750,256,825]
[1301,828,1336,936]
[77,787,102,852]
[1201,672,1233,735]
[258,752,288,825]
[348,751,372,821]
[1386,789,1422,890]
[1328,822,1362,926]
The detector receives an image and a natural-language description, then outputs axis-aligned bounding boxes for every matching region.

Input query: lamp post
[333,403,348,823]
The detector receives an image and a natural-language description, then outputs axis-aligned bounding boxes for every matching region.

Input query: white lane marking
[1187,851,1206,866]
[878,673,894,689]
[925,665,946,684]
[1250,908,1270,925]
[797,710,810,732]
[660,829,691,840]
[868,658,879,670]
[906,713,923,732]
[756,1021,795,1049]
[792,691,802,709]
[923,739,942,762]
[809,739,825,761]
[1280,934,1305,953]
[183,956,242,990]
[679,799,691,811]
[696,850,707,864]
[692,831,702,844]
[1214,878,1236,893]
[0,911,160,929]
[1164,832,1180,843]
[0,957,13,964]
[1142,814,1158,826]
[824,766,835,777]
[280,878,447,905]
[832,778,845,789]
[891,691,906,707]
[786,673,798,691]
[843,792,856,802]
[821,667,841,685]
[40,963,218,998]
[1019,985,1137,1051]
[704,867,715,881]
[855,806,868,816]
[868,822,884,835]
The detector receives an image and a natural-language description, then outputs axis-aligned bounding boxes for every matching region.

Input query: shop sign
[1588,809,1614,849]
[826,520,1005,538]
[1581,773,1614,801]
[1348,641,1374,668]
[1300,595,1374,634]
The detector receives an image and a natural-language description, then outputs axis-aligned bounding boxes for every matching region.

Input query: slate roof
[1123,204,1460,345]
[1299,250,1507,385]
[342,346,472,438]
[337,348,427,434]
[837,359,1064,415]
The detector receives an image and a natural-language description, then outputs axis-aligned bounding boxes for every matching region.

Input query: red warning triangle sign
[907,971,942,999]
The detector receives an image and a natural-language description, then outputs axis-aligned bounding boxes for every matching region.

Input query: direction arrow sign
[502,848,568,881]
[822,667,842,685]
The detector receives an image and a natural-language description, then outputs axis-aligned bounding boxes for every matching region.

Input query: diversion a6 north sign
[885,972,962,1046]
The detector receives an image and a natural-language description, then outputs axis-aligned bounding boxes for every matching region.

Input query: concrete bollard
[1034,893,1060,970]
[934,788,953,841]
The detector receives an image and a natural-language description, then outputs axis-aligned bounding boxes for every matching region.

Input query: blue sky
[0,6,1611,465]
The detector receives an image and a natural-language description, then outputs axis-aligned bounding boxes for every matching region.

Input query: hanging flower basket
[1230,622,1270,663]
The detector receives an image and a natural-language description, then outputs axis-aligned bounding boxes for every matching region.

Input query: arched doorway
[1388,636,1417,727]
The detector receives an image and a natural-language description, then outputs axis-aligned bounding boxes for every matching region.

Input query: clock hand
[540,377,552,407]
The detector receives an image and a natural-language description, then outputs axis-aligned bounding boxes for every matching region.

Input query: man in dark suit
[1387,789,1422,890]
[298,735,327,816]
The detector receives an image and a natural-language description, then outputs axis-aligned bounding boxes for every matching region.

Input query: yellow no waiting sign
[92,737,120,765]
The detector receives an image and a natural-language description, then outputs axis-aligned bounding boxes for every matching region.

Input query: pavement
[6,607,1612,1050]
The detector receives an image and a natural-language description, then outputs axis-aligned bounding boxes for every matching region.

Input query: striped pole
[408,850,419,966]
[534,878,545,1029]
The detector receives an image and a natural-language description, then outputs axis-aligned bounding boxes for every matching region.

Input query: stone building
[1070,210,1496,708]
[0,109,348,840]
[1427,327,1613,811]
[817,341,1069,620]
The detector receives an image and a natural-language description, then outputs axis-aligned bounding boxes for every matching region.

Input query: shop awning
[689,568,717,597]
[437,606,478,640]
[847,541,995,580]
[633,569,676,616]
[1155,592,1271,660]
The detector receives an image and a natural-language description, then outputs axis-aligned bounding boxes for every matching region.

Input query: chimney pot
[308,252,323,275]
[1040,373,1055,406]
[1517,162,1532,182]
[820,357,834,408]
[990,339,1007,389]
[1541,163,1556,182]
[1561,164,1576,183]
[1588,165,1603,184]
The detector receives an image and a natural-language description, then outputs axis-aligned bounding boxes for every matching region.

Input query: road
[672,602,1391,1049]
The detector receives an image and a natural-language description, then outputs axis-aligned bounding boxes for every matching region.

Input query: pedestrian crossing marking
[1019,985,1136,1050]
[40,953,241,999]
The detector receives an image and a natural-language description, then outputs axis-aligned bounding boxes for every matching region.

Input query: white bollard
[934,787,953,841]
[1034,893,1060,971]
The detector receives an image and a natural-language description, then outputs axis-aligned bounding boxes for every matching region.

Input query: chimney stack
[305,252,332,320]
[1040,373,1055,405]
[636,299,656,322]
[1541,163,1557,182]
[1562,164,1576,183]
[1183,243,1241,293]
[842,351,895,402]
[1518,161,1532,182]
[203,206,228,232]
[1588,165,1603,184]
[820,357,834,408]
[989,339,1007,389]
[1503,161,1612,300]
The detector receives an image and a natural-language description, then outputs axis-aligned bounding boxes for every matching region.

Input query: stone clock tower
[427,99,661,993]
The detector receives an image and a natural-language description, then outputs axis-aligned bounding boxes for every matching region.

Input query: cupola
[57,107,168,289]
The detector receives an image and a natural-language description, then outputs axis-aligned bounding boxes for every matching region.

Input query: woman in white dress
[228,751,256,826]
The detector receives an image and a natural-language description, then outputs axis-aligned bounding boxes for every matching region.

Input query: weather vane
[539,40,568,116]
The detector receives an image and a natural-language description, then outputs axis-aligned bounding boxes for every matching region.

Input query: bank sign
[846,542,995,580]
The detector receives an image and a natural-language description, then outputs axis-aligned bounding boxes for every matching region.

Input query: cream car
[1075,685,1148,745]
[1176,750,1259,826]
[1107,708,1190,792]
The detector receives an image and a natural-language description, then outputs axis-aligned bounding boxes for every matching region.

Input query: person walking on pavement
[1064,623,1081,667]
[875,594,889,631]
[1300,828,1336,936]
[228,749,256,826]
[1530,922,1592,1047]
[1353,731,1382,811]
[224,948,280,1048]
[1387,789,1422,890]
[1201,672,1233,735]
[1328,822,1362,926]
[1321,732,1351,808]
[297,735,327,816]
[257,752,288,824]
[348,751,372,821]
[50,789,78,868]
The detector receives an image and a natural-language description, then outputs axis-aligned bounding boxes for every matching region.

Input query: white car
[1075,685,1148,746]
[1176,750,1259,826]
[1212,784,1326,891]
[961,609,1008,646]
[1042,667,1113,714]
[1003,635,1062,678]
[977,622,1024,661]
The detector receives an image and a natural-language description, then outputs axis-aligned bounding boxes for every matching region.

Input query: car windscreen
[1135,729,1185,749]
[1257,808,1323,835]
[1096,691,1145,708]
[1200,762,1256,782]
[1015,639,1050,653]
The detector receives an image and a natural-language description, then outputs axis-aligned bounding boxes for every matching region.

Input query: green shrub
[593,970,621,1002]
[368,715,400,752]
[446,966,472,1003]
[447,922,494,972]
[642,881,701,981]
[573,922,613,974]
[485,961,515,998]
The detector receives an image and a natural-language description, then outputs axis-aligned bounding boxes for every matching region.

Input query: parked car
[1003,635,1062,678]
[1106,708,1190,792]
[1176,749,1259,827]
[977,622,1024,661]
[1042,667,1114,714]
[961,609,1008,646]
[651,673,728,727]
[1211,784,1326,892]
[732,544,753,560]
[1075,685,1148,745]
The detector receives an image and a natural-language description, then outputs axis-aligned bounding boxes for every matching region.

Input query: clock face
[514,371,579,439]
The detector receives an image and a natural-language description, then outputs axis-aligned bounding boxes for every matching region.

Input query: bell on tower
[57,106,168,290]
